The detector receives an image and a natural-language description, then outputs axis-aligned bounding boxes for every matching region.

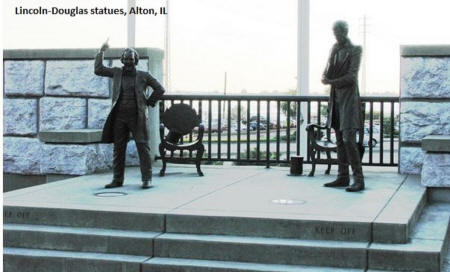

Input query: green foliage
[280,89,298,117]
[231,104,247,122]
[281,101,297,117]
[320,104,328,117]
[279,131,297,142]
[249,148,277,160]
[234,147,278,165]
[382,117,399,137]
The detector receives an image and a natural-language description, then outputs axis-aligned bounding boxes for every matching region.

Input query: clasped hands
[321,76,332,85]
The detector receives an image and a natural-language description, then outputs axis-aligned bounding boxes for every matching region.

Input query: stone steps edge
[4,202,427,243]
[4,247,148,272]
[372,174,427,243]
[143,257,362,272]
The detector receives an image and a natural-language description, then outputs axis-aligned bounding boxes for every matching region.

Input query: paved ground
[4,164,403,223]
[5,164,450,271]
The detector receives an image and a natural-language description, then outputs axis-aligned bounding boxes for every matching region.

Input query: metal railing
[159,94,399,167]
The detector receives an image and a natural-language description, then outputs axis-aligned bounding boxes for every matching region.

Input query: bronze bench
[159,103,205,176]
[306,103,365,176]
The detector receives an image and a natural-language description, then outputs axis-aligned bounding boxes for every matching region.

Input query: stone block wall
[3,48,163,176]
[399,45,450,175]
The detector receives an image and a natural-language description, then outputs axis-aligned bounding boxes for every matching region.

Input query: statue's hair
[333,20,349,34]
[121,48,139,65]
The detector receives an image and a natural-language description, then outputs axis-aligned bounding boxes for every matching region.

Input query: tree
[281,89,297,117]
[281,101,297,117]
[382,115,399,137]
[231,103,247,122]
[320,104,328,118]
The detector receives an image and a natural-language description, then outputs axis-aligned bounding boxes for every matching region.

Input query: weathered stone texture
[40,144,110,175]
[4,137,140,175]
[399,147,426,175]
[421,153,450,187]
[98,144,114,169]
[4,61,45,96]
[88,99,111,129]
[401,57,450,98]
[3,99,38,135]
[40,97,86,131]
[45,60,109,97]
[126,142,140,166]
[3,137,41,174]
[400,102,450,142]
[97,142,140,167]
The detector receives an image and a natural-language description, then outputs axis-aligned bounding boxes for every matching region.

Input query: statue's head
[332,20,349,45]
[121,48,139,68]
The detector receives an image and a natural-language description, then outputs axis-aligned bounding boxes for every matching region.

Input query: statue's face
[333,27,347,45]
[122,51,136,69]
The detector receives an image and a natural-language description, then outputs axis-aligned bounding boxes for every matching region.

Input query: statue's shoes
[104,181,123,189]
[346,182,365,192]
[142,180,152,189]
[323,177,350,187]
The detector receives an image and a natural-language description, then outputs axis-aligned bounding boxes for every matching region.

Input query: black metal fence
[159,94,399,167]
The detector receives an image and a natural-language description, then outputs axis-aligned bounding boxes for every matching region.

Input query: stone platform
[4,165,450,271]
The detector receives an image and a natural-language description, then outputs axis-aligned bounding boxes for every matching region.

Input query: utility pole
[360,14,368,95]
[223,72,227,119]
[224,72,227,95]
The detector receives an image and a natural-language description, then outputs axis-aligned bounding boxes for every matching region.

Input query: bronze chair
[159,103,205,177]
[306,103,365,177]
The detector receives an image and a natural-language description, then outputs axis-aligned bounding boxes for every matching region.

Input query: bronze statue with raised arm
[95,41,165,189]
[322,21,365,192]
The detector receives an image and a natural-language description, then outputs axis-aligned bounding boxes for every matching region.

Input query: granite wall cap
[401,45,450,57]
[3,48,163,60]
[39,129,103,143]
[422,135,450,152]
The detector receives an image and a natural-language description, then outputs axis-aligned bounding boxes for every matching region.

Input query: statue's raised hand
[100,38,109,52]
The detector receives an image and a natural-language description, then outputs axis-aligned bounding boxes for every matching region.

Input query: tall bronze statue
[95,41,165,189]
[322,21,365,192]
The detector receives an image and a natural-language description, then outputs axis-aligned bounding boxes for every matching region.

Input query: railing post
[159,94,399,167]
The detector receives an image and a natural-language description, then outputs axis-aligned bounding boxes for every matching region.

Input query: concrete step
[4,203,447,272]
[4,247,148,272]
[166,213,372,242]
[3,205,165,232]
[369,202,450,271]
[5,185,423,244]
[372,175,427,243]
[143,257,363,272]
[4,223,160,256]
[167,175,426,244]
[154,233,369,268]
[3,169,425,245]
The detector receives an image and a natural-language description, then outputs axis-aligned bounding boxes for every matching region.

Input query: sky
[3,0,450,95]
